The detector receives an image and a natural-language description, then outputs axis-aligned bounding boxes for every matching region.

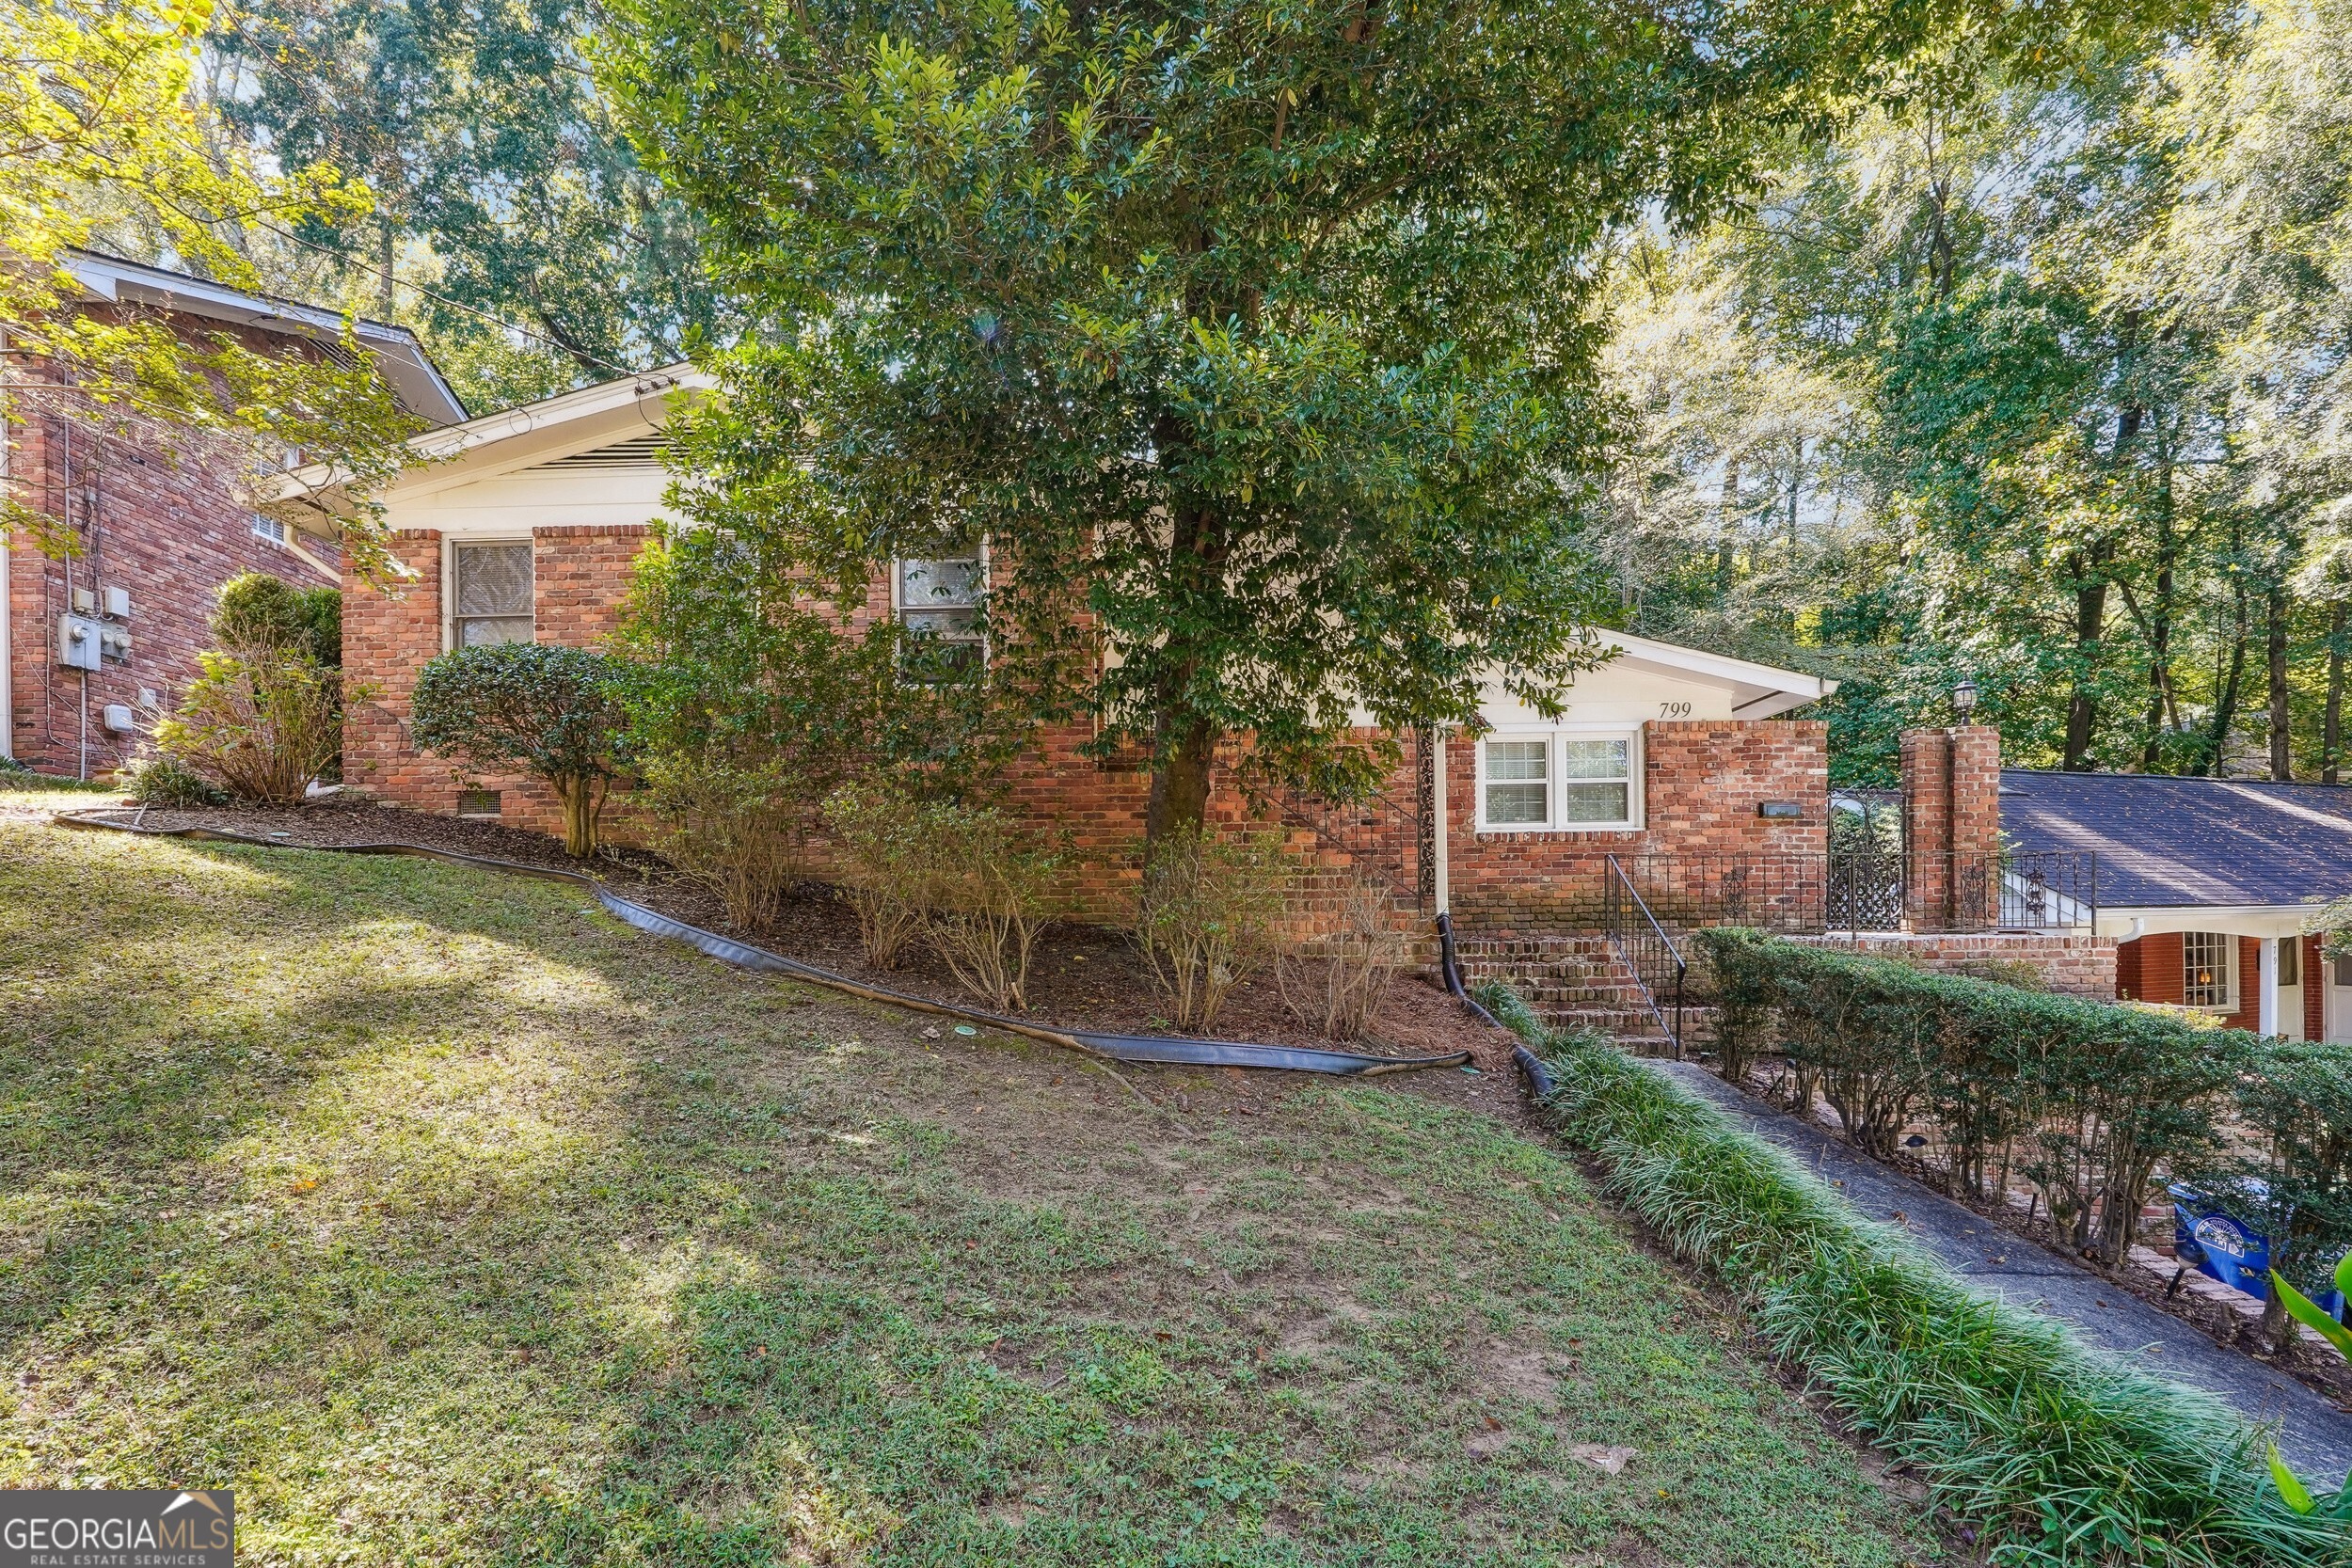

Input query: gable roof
[1597,630,1836,718]
[63,248,466,427]
[1999,768,2352,911]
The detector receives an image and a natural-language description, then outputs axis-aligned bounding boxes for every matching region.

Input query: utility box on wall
[56,614,103,672]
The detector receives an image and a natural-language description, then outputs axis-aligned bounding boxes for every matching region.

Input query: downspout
[1429,725,1500,1027]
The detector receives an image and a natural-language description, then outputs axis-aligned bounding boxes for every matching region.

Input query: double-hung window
[1477,729,1641,832]
[2183,932,2237,1010]
[451,541,534,647]
[895,553,984,675]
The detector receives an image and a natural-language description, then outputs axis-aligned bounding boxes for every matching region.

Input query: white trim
[2259,937,2280,1036]
[2182,931,2239,1012]
[1595,629,1836,718]
[1474,723,1645,833]
[2095,903,2333,941]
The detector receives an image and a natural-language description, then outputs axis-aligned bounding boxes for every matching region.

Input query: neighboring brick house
[326,369,1850,940]
[2,250,464,778]
[2003,770,2352,1039]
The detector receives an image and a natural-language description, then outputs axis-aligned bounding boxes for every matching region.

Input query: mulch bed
[62,799,1521,1090]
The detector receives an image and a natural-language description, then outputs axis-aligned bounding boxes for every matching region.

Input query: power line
[252,218,642,377]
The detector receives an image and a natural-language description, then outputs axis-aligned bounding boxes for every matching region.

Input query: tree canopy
[604,0,2160,835]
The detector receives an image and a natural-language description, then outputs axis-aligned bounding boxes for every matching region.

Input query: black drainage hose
[1435,911,1504,1030]
[55,811,1472,1078]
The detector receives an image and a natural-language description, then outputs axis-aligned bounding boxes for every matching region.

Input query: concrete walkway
[1656,1061,2352,1486]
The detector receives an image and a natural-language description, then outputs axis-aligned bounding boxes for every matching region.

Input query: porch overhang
[2091,903,2333,942]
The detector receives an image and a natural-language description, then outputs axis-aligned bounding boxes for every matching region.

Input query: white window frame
[444,537,536,652]
[890,545,988,673]
[251,513,289,546]
[2183,932,2238,1012]
[1474,724,1645,833]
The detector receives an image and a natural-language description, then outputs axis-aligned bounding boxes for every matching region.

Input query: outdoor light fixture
[1953,677,1979,721]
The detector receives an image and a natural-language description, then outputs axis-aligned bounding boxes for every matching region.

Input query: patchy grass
[0,818,1944,1565]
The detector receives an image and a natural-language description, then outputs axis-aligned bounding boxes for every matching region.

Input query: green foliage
[636,753,809,929]
[212,572,341,666]
[410,642,629,856]
[595,0,2159,834]
[1,0,425,578]
[921,805,1065,1013]
[215,0,714,406]
[1697,929,2242,1265]
[154,647,344,804]
[122,753,228,807]
[1500,1002,2351,1564]
[2224,1036,2352,1298]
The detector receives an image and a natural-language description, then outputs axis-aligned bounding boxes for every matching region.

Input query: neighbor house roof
[1999,768,2352,913]
[62,248,467,427]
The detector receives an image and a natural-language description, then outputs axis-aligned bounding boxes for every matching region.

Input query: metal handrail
[1604,852,1688,1057]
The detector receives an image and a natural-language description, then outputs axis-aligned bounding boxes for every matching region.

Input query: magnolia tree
[601,0,2158,843]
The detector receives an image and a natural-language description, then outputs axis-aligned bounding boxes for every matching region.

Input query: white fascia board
[269,364,707,509]
[2094,904,2336,941]
[62,250,467,426]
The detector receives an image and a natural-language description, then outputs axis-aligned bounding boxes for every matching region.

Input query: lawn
[0,815,1943,1565]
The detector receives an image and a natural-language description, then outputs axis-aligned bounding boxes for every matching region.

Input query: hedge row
[1483,984,2351,1565]
[1695,928,2352,1290]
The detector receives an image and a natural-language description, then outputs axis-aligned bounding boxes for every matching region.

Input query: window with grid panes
[2183,932,2235,1009]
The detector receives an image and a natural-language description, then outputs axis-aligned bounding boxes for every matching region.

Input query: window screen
[1560,737,1633,823]
[453,542,533,647]
[1484,739,1549,825]
[2183,932,2235,1009]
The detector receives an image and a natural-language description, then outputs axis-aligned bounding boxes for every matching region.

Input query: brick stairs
[1452,933,1677,1050]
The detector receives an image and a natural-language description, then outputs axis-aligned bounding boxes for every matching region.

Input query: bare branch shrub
[822,785,938,970]
[642,754,815,928]
[1136,828,1292,1033]
[154,646,344,804]
[1279,870,1409,1040]
[925,806,1061,1012]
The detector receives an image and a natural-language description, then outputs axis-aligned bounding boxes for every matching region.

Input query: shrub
[213,572,341,665]
[822,785,936,970]
[411,642,629,857]
[154,646,343,804]
[924,805,1061,1012]
[123,753,229,807]
[2215,1037,2352,1354]
[1136,828,1291,1033]
[1278,870,1408,1040]
[1493,996,2347,1565]
[1699,929,2240,1266]
[639,754,810,928]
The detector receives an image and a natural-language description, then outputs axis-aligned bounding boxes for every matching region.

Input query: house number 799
[1658,702,1692,718]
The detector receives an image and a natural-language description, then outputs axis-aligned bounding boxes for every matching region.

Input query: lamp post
[1953,677,1979,725]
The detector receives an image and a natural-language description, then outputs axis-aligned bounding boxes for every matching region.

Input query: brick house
[2002,770,2352,1040]
[2,249,464,778]
[326,370,1863,951]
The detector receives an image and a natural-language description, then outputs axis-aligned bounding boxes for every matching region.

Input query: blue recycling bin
[2169,1181,2347,1318]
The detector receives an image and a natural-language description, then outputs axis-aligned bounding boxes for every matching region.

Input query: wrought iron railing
[1489,849,2097,938]
[1604,853,1688,1056]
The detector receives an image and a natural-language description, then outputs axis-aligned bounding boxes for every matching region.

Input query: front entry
[2331,956,2352,1045]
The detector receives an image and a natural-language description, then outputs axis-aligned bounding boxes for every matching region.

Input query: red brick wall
[7,399,342,777]
[2114,932,2265,1030]
[1798,931,2118,999]
[1444,720,1829,938]
[342,525,654,836]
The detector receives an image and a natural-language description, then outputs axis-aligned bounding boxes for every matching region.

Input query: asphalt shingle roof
[1999,768,2352,910]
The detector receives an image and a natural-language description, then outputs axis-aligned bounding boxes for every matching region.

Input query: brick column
[1900,724,2001,932]
[343,530,442,805]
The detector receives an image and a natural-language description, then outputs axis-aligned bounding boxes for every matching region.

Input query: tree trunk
[2203,578,2250,777]
[1144,718,1216,849]
[2268,578,2293,781]
[2325,600,2345,784]
[2062,554,2108,771]
[557,773,604,858]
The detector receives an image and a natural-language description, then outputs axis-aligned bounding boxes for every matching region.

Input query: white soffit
[1595,629,1837,718]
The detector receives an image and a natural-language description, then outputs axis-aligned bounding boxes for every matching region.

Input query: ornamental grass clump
[1483,990,2352,1565]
